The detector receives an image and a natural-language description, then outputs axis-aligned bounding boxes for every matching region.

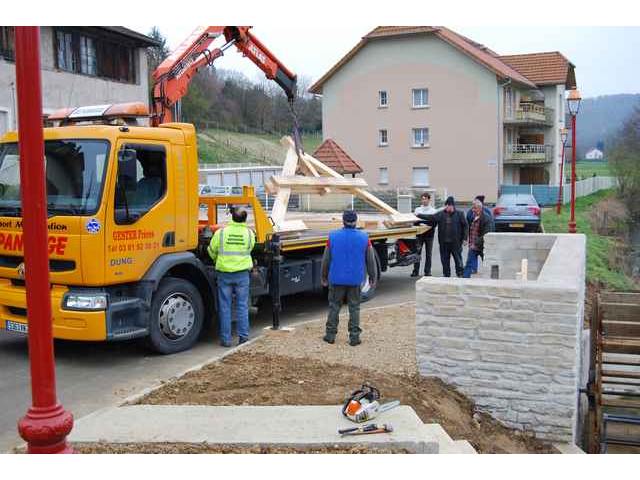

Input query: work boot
[220,340,232,348]
[238,337,249,346]
[323,334,335,344]
[349,337,361,347]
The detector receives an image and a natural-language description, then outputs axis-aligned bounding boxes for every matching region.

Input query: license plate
[509,223,525,228]
[5,320,28,334]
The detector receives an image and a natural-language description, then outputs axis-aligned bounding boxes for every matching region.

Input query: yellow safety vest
[208,221,255,273]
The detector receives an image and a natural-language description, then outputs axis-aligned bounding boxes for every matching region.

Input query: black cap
[343,210,358,224]
[475,195,485,203]
[445,196,455,206]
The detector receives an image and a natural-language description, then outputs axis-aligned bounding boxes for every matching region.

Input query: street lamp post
[567,87,582,233]
[14,27,74,454]
[556,127,569,214]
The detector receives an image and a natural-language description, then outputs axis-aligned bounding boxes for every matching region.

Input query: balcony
[504,104,554,127]
[504,144,554,165]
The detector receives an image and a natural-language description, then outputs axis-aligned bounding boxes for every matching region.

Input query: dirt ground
[72,443,409,454]
[136,305,555,454]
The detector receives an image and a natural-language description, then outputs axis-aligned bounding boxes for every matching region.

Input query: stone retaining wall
[416,233,586,442]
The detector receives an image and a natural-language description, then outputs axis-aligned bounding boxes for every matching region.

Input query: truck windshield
[0,139,109,217]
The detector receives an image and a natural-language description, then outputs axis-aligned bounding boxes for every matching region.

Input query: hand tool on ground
[342,384,401,423]
[338,423,394,436]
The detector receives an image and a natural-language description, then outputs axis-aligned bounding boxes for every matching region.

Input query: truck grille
[8,306,26,317]
[0,255,75,272]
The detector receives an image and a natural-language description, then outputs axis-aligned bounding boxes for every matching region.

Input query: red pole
[556,141,566,214]
[14,26,74,454]
[568,114,577,233]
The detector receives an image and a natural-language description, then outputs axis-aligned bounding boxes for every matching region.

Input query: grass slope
[197,129,322,165]
[542,189,635,290]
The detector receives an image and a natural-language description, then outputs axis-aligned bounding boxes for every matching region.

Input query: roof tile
[499,52,575,86]
[312,139,363,175]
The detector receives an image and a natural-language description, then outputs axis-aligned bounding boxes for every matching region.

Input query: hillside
[577,94,640,158]
[196,129,323,165]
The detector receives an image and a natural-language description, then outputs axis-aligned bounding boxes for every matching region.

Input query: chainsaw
[342,384,400,423]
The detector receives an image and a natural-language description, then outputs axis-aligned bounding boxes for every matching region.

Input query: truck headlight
[63,293,108,311]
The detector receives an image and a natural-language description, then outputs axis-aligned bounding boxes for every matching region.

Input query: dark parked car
[493,193,542,232]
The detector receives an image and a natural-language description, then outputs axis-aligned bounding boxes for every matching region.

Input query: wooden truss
[267,136,418,233]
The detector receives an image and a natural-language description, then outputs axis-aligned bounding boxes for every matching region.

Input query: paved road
[1,250,461,452]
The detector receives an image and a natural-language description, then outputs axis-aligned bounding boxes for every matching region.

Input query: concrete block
[70,405,440,454]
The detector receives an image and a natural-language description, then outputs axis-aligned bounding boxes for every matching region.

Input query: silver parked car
[493,193,542,232]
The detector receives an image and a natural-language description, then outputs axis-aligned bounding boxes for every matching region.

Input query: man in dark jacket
[463,199,492,278]
[321,210,377,346]
[465,195,494,274]
[427,196,467,278]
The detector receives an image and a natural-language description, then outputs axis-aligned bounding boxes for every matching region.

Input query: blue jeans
[463,249,480,278]
[216,270,250,344]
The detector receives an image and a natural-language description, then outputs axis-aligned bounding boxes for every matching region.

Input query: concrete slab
[70,405,440,453]
[441,440,478,454]
[553,442,586,454]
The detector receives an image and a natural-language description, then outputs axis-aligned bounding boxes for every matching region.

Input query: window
[378,129,388,146]
[80,35,97,75]
[412,167,429,187]
[55,28,137,83]
[412,128,429,147]
[504,86,514,118]
[379,167,389,185]
[412,88,429,108]
[379,90,388,107]
[0,139,109,216]
[115,144,167,224]
[0,27,15,61]
[56,30,75,72]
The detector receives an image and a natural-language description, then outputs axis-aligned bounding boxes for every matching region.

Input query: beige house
[309,26,577,202]
[0,26,157,136]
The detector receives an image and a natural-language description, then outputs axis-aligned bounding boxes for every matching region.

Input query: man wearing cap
[427,196,468,278]
[321,210,377,346]
[208,206,255,347]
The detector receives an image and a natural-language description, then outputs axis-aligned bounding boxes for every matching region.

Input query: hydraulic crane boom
[151,26,302,151]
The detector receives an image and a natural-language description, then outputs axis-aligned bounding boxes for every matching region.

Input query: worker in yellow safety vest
[208,206,256,347]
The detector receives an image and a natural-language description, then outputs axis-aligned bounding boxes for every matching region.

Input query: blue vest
[328,227,369,286]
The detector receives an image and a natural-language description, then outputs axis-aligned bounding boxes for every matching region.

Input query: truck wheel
[146,277,204,354]
[361,250,382,303]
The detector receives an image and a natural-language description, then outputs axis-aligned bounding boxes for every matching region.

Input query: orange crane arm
[151,26,298,126]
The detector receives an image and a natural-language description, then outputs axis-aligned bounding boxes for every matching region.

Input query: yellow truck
[0,109,422,353]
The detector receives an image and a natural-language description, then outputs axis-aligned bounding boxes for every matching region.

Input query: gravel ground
[251,303,417,376]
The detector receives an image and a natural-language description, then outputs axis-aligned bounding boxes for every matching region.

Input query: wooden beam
[274,219,308,234]
[271,176,368,189]
[270,137,300,226]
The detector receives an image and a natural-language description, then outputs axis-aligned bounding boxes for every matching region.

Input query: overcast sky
[133,25,640,98]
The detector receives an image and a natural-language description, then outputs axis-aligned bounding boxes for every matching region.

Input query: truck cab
[0,120,214,353]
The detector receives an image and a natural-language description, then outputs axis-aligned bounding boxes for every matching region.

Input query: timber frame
[268,136,418,233]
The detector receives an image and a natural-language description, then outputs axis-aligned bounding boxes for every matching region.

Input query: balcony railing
[505,144,554,164]
[504,104,554,126]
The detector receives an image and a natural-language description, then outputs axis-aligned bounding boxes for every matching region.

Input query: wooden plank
[602,337,640,355]
[603,357,640,367]
[601,302,640,322]
[270,176,369,189]
[274,219,308,234]
[603,320,640,338]
[601,398,640,409]
[270,137,300,226]
[602,370,640,380]
[600,292,640,304]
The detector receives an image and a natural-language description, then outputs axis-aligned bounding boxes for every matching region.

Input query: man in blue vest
[320,210,377,346]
